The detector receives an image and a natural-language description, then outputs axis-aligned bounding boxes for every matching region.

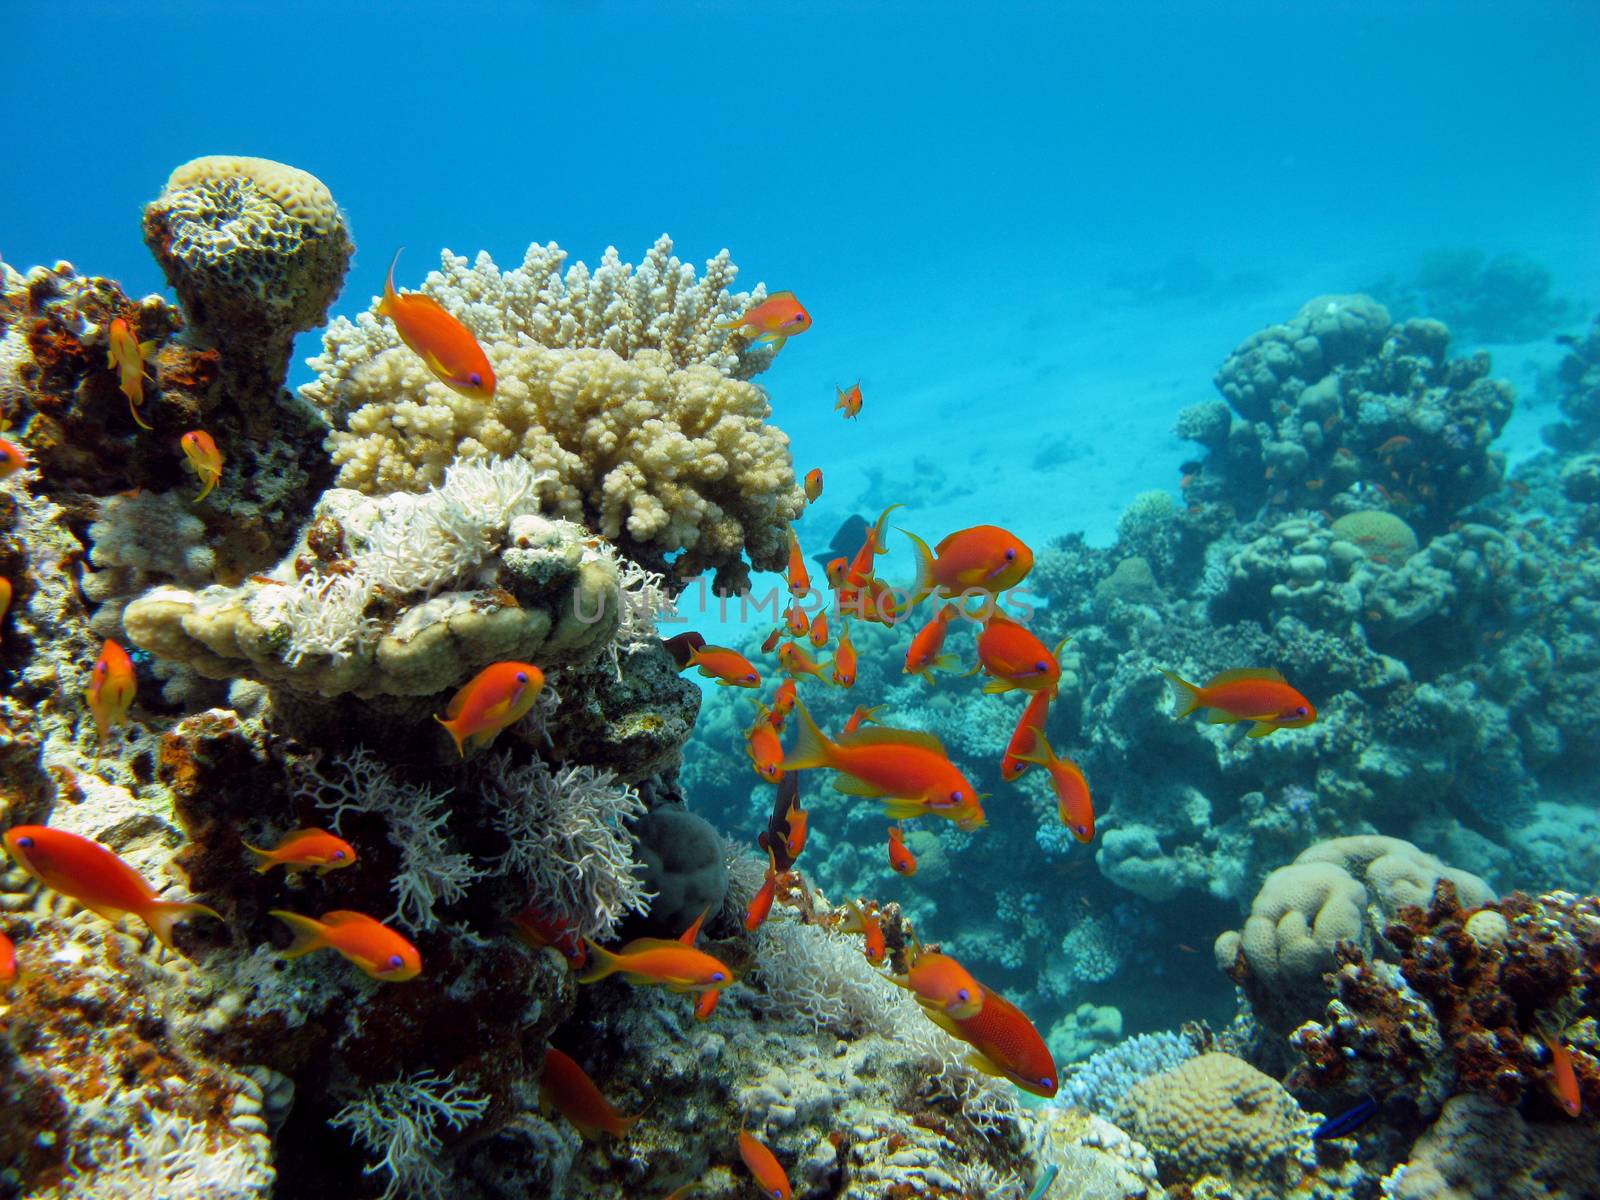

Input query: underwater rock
[632,806,729,935]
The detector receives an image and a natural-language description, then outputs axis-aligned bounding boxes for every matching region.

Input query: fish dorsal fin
[835,726,948,755]
[618,936,696,956]
[678,907,710,946]
[765,290,796,301]
[1207,667,1287,686]
[319,910,373,928]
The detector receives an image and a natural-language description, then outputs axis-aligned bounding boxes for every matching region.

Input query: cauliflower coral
[301,236,804,592]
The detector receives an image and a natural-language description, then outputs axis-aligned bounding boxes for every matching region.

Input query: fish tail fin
[783,700,835,771]
[1013,729,1054,767]
[433,713,468,757]
[1161,670,1202,719]
[575,940,622,985]
[242,841,277,873]
[900,527,937,605]
[380,247,404,311]
[269,909,328,959]
[139,900,221,951]
[128,393,154,431]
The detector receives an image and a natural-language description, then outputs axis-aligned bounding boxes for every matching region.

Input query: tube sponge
[300,237,804,592]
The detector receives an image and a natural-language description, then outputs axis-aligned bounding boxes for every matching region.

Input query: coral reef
[300,236,804,592]
[1381,1092,1600,1199]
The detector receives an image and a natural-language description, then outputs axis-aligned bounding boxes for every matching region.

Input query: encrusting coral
[300,235,805,591]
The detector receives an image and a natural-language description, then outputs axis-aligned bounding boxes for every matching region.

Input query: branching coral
[475,752,652,941]
[46,1103,275,1200]
[329,1069,490,1200]
[299,236,804,591]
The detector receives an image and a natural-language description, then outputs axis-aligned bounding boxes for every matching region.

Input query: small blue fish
[1026,1164,1060,1200]
[1312,1096,1379,1140]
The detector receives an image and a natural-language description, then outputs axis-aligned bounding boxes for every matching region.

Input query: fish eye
[16,835,33,848]
[1295,705,1309,717]
[469,372,482,386]
[387,955,404,969]
[1035,660,1048,672]
[951,791,964,804]
[745,672,757,682]
[956,988,970,1002]
[1040,1075,1055,1088]
[712,972,726,983]
[1005,548,1016,560]
[332,850,346,860]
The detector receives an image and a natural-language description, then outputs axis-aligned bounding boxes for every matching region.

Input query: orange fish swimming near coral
[778,641,831,684]
[786,529,810,598]
[436,661,545,755]
[269,908,421,981]
[685,645,762,689]
[804,468,823,503]
[829,622,857,688]
[243,828,357,875]
[541,1046,640,1140]
[808,611,830,652]
[842,704,883,735]
[107,317,159,430]
[904,603,960,685]
[745,853,780,932]
[510,903,589,970]
[0,422,26,481]
[87,639,137,750]
[1161,667,1316,738]
[1542,1031,1583,1117]
[717,292,810,353]
[972,614,1063,695]
[887,823,917,876]
[0,929,14,994]
[1015,731,1094,843]
[905,525,1033,602]
[893,946,984,1020]
[834,382,862,420]
[1000,687,1053,782]
[923,981,1058,1098]
[378,249,496,398]
[738,1128,792,1200]
[768,679,797,727]
[785,701,985,829]
[747,709,785,784]
[179,430,224,501]
[3,826,220,950]
[579,928,734,993]
[782,794,809,858]
[840,900,886,967]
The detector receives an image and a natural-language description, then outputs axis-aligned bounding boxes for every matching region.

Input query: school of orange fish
[0,267,1579,1200]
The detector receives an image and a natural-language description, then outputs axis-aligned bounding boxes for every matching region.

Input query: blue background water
[5,0,1597,634]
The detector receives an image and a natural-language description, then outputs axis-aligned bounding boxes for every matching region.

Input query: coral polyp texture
[299,235,804,591]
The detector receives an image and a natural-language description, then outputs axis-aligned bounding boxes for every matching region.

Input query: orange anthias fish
[436,661,545,755]
[893,948,984,1020]
[1543,1032,1583,1117]
[717,291,811,352]
[0,929,14,993]
[784,603,810,639]
[747,711,785,783]
[838,575,907,628]
[1000,687,1053,782]
[845,505,901,589]
[769,679,797,727]
[179,430,224,501]
[0,576,12,643]
[842,704,882,735]
[924,982,1059,1098]
[3,826,220,950]
[738,1128,792,1200]
[761,627,783,655]
[87,638,137,748]
[783,795,809,858]
[540,1046,640,1140]
[579,930,734,993]
[808,611,830,652]
[840,900,886,967]
[887,823,917,875]
[904,525,1034,600]
[745,853,779,932]
[835,382,862,420]
[804,468,823,503]
[973,614,1063,695]
[904,603,960,685]
[510,904,589,970]
[778,641,831,684]
[786,529,810,598]
[784,700,985,829]
[107,316,159,430]
[1161,668,1316,738]
[694,988,721,1022]
[1016,732,1094,843]
[243,828,357,874]
[0,425,27,480]
[829,623,857,688]
[270,908,421,981]
[685,645,762,688]
[378,249,495,398]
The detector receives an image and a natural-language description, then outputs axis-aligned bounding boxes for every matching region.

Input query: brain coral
[1114,1052,1311,1200]
[144,155,353,394]
[300,236,804,592]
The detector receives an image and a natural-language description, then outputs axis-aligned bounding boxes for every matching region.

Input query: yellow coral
[164,155,341,235]
[302,238,804,590]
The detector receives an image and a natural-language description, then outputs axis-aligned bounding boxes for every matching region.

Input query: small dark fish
[813,514,869,574]
[1312,1096,1378,1140]
[662,631,707,669]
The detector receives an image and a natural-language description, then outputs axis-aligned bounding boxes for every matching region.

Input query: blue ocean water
[2,5,1599,1194]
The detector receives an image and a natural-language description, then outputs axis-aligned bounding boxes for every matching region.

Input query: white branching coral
[329,1070,489,1200]
[476,752,652,940]
[48,1104,275,1200]
[295,747,483,933]
[299,236,804,591]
